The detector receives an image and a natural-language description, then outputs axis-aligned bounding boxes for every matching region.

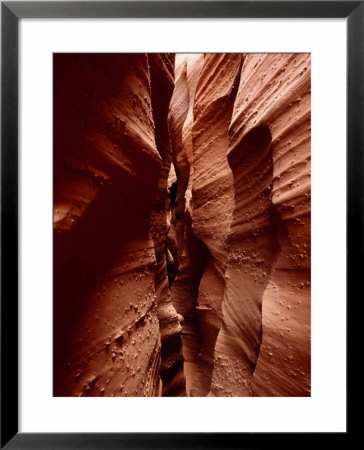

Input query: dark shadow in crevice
[168,180,178,208]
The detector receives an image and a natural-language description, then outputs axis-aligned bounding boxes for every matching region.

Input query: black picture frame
[1,1,357,448]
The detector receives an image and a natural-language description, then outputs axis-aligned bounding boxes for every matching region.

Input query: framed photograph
[1,1,355,448]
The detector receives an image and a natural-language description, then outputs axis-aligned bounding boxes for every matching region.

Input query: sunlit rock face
[242,54,311,397]
[169,53,311,397]
[186,54,243,396]
[54,53,310,397]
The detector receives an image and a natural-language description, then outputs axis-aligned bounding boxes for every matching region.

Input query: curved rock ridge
[54,53,184,396]
[168,54,207,395]
[243,54,311,396]
[169,53,311,397]
[54,53,311,397]
[210,124,279,396]
[167,54,190,283]
[188,54,243,396]
[148,54,186,396]
[181,54,205,205]
[171,54,245,396]
[213,54,310,396]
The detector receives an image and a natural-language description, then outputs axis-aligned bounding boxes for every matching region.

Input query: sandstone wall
[54,53,311,397]
[54,53,185,396]
[169,53,311,397]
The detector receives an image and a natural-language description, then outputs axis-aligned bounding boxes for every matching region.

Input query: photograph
[53,52,311,398]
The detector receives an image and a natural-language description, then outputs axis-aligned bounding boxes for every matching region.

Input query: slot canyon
[54,53,311,397]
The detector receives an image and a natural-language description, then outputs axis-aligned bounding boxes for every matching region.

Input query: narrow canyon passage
[54,53,311,397]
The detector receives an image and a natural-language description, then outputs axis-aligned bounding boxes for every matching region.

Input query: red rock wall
[187,54,243,396]
[54,53,185,396]
[148,54,186,396]
[54,53,310,397]
[169,53,311,397]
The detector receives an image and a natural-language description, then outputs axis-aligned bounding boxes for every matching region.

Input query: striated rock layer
[148,54,186,396]
[53,53,185,396]
[187,54,243,396]
[54,53,310,397]
[169,53,311,397]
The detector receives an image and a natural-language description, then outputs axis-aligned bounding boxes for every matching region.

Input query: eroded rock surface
[54,53,310,397]
[169,53,311,397]
[148,54,186,396]
[54,53,185,396]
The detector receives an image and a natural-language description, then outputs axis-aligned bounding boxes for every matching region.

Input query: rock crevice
[54,53,311,397]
